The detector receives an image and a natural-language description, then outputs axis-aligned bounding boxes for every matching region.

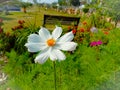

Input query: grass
[1,41,120,90]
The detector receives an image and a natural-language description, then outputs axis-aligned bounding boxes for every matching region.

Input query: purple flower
[90,27,98,33]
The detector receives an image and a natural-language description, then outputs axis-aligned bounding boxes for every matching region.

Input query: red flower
[18,25,23,29]
[12,24,24,31]
[72,29,77,34]
[18,20,25,24]
[80,38,83,41]
[0,27,3,33]
[80,28,85,32]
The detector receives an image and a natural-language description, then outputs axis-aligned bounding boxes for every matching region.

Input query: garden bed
[0,4,120,90]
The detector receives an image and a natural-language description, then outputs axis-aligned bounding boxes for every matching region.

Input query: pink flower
[90,41,97,47]
[90,40,103,47]
[97,40,102,45]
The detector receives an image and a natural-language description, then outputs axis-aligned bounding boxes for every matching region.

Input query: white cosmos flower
[25,26,77,64]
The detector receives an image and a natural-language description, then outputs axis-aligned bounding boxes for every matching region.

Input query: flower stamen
[47,39,56,46]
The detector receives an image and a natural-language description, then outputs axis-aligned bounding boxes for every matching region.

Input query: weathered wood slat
[43,14,80,27]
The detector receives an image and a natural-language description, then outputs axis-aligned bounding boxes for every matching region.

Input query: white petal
[35,49,49,64]
[54,49,66,61]
[49,47,57,61]
[25,43,47,52]
[0,73,7,82]
[59,42,77,51]
[52,26,62,40]
[49,48,66,61]
[39,27,51,41]
[28,34,44,43]
[59,31,74,42]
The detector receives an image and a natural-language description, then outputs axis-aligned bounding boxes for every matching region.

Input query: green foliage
[0,18,40,54]
[0,33,15,52]
[1,28,120,90]
[1,5,120,90]
[103,0,120,27]
[82,8,89,13]
[13,26,39,54]
[58,0,68,6]
[19,2,33,8]
[70,0,80,6]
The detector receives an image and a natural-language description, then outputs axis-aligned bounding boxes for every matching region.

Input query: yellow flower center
[47,38,56,46]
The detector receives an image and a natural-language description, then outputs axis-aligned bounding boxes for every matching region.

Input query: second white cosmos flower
[25,26,77,64]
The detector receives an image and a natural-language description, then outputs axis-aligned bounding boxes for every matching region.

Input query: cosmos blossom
[25,26,77,64]
[90,27,98,33]
[90,40,103,47]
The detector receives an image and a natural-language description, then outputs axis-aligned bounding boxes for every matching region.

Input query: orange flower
[82,21,87,25]
[80,28,85,32]
[104,31,109,35]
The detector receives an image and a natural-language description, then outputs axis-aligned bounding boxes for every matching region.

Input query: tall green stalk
[53,61,57,90]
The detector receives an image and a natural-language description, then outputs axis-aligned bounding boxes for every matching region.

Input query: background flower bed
[1,26,120,89]
[0,5,120,90]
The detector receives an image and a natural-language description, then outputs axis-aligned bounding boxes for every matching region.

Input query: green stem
[53,61,57,90]
[59,63,62,88]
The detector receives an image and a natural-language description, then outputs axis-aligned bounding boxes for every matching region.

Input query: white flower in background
[0,73,7,82]
[79,5,85,9]
[25,26,77,64]
[90,27,98,33]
